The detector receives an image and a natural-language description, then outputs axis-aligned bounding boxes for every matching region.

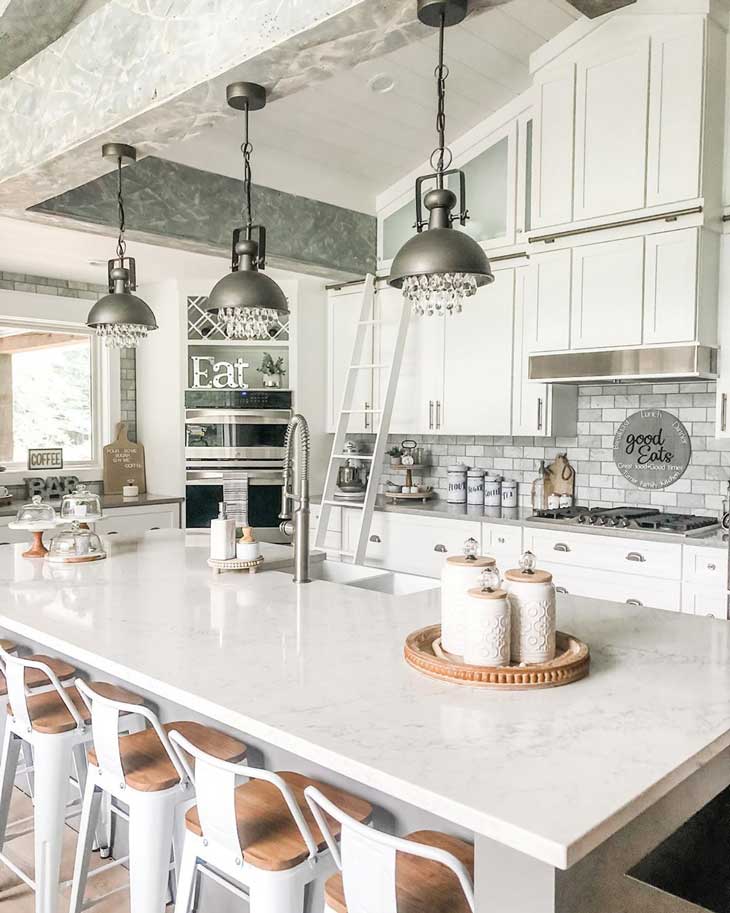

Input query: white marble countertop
[1,531,730,870]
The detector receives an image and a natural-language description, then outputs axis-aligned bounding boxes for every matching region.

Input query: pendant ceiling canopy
[86,143,157,348]
[388,0,493,317]
[207,81,289,340]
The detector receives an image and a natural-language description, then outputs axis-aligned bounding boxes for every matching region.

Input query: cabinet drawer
[543,561,680,612]
[96,510,176,537]
[380,514,481,579]
[681,584,727,620]
[682,546,727,586]
[482,523,523,562]
[524,527,682,579]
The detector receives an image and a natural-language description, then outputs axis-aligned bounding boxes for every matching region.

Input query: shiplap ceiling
[161,0,579,214]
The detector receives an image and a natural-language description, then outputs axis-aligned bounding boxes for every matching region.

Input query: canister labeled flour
[447,464,468,504]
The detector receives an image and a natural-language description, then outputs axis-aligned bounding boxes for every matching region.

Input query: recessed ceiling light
[368,73,395,94]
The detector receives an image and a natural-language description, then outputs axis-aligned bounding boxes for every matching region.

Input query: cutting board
[545,453,575,499]
[103,422,146,495]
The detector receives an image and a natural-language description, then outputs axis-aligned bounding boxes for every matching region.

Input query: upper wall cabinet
[531,64,575,230]
[573,38,649,220]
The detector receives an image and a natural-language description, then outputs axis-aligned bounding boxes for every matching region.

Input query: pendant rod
[115,157,126,260]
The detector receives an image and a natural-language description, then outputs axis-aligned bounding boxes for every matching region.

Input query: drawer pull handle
[369,535,381,543]
[555,586,568,594]
[497,537,506,544]
[150,527,161,531]
[626,551,645,563]
[626,598,643,606]
[434,544,447,553]
[553,543,570,552]
[107,531,118,536]
[0,543,9,547]
[707,563,717,571]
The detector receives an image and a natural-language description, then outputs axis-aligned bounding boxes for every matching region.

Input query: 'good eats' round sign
[613,410,691,490]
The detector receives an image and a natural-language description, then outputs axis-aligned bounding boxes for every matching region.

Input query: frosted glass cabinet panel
[460,136,509,243]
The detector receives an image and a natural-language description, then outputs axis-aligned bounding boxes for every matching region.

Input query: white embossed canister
[467,468,485,505]
[441,538,496,656]
[483,474,502,506]
[465,568,510,667]
[447,464,468,504]
[505,551,556,664]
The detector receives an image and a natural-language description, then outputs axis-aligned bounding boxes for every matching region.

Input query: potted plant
[257,353,285,388]
[387,446,403,467]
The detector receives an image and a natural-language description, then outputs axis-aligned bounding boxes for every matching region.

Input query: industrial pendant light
[86,144,157,348]
[388,0,494,316]
[207,82,289,339]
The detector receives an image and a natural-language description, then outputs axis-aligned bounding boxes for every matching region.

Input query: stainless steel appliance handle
[185,409,291,425]
[626,551,646,563]
[186,470,283,484]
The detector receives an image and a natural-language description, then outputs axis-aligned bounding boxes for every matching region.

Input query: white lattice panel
[187,295,290,342]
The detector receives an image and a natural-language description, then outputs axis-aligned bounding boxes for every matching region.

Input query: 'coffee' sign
[191,356,249,390]
[613,410,691,490]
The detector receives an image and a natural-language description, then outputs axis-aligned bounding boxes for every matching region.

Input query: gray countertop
[314,495,728,549]
[0,493,183,519]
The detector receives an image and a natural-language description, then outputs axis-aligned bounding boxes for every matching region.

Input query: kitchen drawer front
[482,523,523,565]
[682,546,727,587]
[681,584,728,620]
[524,527,681,580]
[543,561,681,612]
[96,507,177,537]
[382,514,481,578]
[311,504,344,555]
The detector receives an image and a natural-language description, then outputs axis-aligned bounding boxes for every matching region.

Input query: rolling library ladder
[315,274,411,564]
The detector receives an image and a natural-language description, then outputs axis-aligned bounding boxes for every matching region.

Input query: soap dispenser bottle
[531,460,549,512]
[210,502,236,560]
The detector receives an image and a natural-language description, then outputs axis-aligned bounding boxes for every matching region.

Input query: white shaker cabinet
[570,236,645,349]
[327,285,374,433]
[531,64,575,230]
[523,248,572,353]
[643,227,699,345]
[573,38,650,221]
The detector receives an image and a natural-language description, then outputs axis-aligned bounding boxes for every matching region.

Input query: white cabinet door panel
[574,39,650,220]
[381,514,481,578]
[643,228,698,345]
[543,561,680,612]
[571,237,644,349]
[328,287,373,433]
[441,273,514,436]
[646,20,704,208]
[532,65,575,229]
[512,266,552,437]
[682,545,727,588]
[681,584,727,620]
[525,248,572,353]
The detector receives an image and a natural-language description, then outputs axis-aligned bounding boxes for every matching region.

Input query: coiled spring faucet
[279,414,311,583]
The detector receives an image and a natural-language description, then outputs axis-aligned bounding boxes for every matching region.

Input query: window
[0,324,95,466]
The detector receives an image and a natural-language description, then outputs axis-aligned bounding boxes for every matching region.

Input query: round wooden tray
[385,490,434,503]
[404,624,589,690]
[207,555,264,575]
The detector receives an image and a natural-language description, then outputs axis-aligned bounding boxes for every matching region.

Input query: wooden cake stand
[7,522,57,559]
[404,624,589,690]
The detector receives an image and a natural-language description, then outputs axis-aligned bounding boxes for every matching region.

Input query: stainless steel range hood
[529,344,717,384]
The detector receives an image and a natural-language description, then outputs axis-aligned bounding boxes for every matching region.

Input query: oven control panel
[185,389,292,410]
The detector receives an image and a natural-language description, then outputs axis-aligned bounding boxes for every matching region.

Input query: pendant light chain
[432,9,451,187]
[241,101,254,236]
[115,156,126,260]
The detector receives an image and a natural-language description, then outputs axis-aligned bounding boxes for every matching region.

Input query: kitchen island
[1,530,729,912]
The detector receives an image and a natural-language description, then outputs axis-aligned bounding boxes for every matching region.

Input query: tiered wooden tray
[404,624,589,690]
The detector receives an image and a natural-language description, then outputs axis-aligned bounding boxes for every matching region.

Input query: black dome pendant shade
[86,144,157,348]
[207,82,289,339]
[388,0,493,316]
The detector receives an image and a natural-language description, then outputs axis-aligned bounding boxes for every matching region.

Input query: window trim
[0,313,118,483]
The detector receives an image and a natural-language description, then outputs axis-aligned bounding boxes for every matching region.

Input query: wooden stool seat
[0,655,76,696]
[88,721,247,793]
[324,830,474,913]
[9,683,144,734]
[185,771,373,872]
[0,640,16,654]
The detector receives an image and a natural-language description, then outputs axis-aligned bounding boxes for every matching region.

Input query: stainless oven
[185,409,290,461]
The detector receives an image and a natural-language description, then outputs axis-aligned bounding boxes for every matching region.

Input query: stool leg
[33,732,73,913]
[69,775,103,913]
[0,725,21,851]
[250,870,307,913]
[174,837,199,913]
[21,741,34,799]
[128,793,176,913]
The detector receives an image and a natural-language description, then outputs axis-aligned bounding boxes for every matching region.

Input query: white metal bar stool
[0,648,142,913]
[169,729,373,913]
[305,786,475,913]
[69,680,248,913]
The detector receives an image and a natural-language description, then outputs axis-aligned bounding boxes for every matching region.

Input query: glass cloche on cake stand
[8,495,58,558]
[47,522,106,564]
[60,484,103,523]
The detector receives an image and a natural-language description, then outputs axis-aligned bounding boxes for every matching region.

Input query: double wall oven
[184,389,291,541]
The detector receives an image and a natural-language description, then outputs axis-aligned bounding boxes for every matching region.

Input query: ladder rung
[323,500,364,509]
[341,409,382,414]
[358,319,383,325]
[348,363,388,370]
[333,453,374,460]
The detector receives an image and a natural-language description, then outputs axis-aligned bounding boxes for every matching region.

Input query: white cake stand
[7,521,58,559]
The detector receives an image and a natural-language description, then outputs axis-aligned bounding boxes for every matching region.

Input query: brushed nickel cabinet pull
[434,544,447,553]
[626,552,645,562]
[497,536,506,544]
[150,527,160,531]
[436,400,441,430]
[537,397,543,431]
[722,393,727,432]
[369,534,381,543]
[364,402,370,430]
[707,563,717,571]
[626,598,643,606]
[553,542,570,552]
[556,586,568,594]
[429,400,434,430]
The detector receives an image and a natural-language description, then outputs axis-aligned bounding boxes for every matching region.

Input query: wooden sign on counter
[103,422,146,494]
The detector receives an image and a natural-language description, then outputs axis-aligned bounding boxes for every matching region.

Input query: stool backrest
[75,679,188,788]
[0,647,85,733]
[305,786,475,913]
[169,729,320,865]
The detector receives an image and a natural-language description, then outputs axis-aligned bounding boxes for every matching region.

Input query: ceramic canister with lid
[501,478,518,508]
[447,464,469,504]
[467,468,485,506]
[441,538,496,655]
[505,551,556,664]
[483,475,502,506]
[464,568,511,667]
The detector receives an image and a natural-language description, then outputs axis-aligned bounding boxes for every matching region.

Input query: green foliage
[257,352,285,376]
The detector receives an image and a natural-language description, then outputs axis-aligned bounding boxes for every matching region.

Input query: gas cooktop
[530,505,719,536]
